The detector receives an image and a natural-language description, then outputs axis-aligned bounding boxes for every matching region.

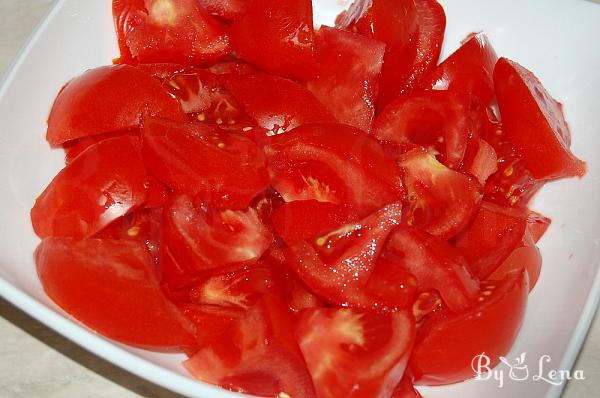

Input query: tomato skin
[223,73,334,138]
[454,202,528,280]
[184,295,317,397]
[337,0,419,109]
[410,270,529,385]
[418,33,498,105]
[265,123,404,218]
[229,0,317,80]
[307,26,386,132]
[35,238,197,350]
[398,147,482,239]
[373,91,476,169]
[296,308,415,398]
[113,0,230,64]
[31,136,157,239]
[494,57,586,180]
[46,65,184,147]
[141,117,269,209]
[385,226,479,313]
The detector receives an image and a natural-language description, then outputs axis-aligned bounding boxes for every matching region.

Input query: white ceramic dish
[1,0,599,397]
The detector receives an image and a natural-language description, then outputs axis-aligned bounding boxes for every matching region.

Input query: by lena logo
[471,352,585,388]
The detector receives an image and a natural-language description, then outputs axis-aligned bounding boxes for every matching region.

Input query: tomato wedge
[462,138,498,185]
[198,0,248,21]
[265,123,404,218]
[32,136,158,239]
[373,91,477,169]
[399,147,482,239]
[296,308,415,398]
[161,193,273,281]
[494,57,586,180]
[185,295,317,397]
[142,117,269,209]
[46,65,184,146]
[385,226,479,312]
[337,0,419,109]
[229,0,317,80]
[36,238,197,350]
[392,374,422,398]
[307,26,386,132]
[527,210,551,243]
[410,270,528,385]
[454,202,528,279]
[223,73,334,138]
[112,0,230,64]
[418,32,498,105]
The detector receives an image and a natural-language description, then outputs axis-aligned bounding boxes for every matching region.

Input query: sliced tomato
[418,33,498,105]
[392,374,422,398]
[306,26,386,132]
[184,295,317,397]
[161,193,273,282]
[494,57,586,180]
[527,210,551,243]
[177,303,242,348]
[462,138,498,184]
[337,0,419,108]
[373,91,477,169]
[142,117,269,209]
[223,73,334,138]
[385,226,479,312]
[31,136,159,239]
[198,0,248,21]
[35,238,197,350]
[296,308,415,398]
[207,60,256,75]
[287,203,417,311]
[410,270,528,385]
[112,0,230,64]
[62,130,137,164]
[229,0,317,80]
[482,111,544,207]
[398,147,482,239]
[264,123,404,218]
[271,200,356,246]
[46,65,184,146]
[95,207,162,262]
[454,202,528,279]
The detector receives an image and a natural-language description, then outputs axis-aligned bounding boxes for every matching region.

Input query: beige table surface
[1,1,599,397]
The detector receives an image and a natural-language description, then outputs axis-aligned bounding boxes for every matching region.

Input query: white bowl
[0,0,599,397]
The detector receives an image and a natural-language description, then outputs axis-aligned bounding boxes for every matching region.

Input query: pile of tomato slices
[31,0,586,397]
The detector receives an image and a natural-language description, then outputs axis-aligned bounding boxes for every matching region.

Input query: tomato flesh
[36,237,197,350]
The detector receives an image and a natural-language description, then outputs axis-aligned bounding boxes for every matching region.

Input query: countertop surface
[0,1,598,397]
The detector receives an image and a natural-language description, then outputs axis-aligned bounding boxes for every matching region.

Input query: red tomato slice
[392,374,422,398]
[95,207,162,262]
[184,295,317,397]
[385,226,479,312]
[307,26,386,132]
[46,65,184,146]
[399,147,482,239]
[223,73,334,138]
[35,238,197,350]
[62,130,137,164]
[229,0,317,80]
[161,193,273,278]
[527,210,551,243]
[454,202,528,279]
[177,303,242,348]
[410,270,528,385]
[494,57,586,180]
[481,110,544,207]
[418,33,498,105]
[112,0,230,64]
[264,123,404,218]
[271,200,356,246]
[207,60,256,75]
[462,138,498,184]
[373,91,477,169]
[142,117,269,209]
[296,308,415,398]
[31,136,158,239]
[337,0,419,109]
[198,0,248,21]
[288,203,417,311]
